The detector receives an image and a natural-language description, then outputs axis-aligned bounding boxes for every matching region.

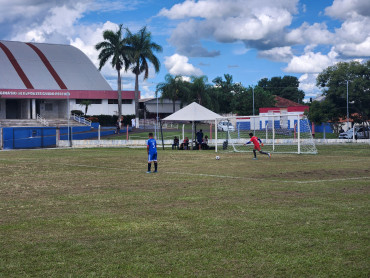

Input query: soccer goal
[215,114,317,154]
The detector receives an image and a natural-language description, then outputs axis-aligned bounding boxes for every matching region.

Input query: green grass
[1,145,369,277]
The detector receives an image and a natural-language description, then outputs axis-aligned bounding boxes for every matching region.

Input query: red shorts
[254,145,261,151]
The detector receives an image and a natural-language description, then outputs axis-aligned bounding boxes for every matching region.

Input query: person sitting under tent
[172,136,179,150]
[201,135,209,150]
[180,137,189,150]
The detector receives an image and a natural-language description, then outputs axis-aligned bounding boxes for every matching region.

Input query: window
[75,99,102,104]
[108,99,132,104]
[45,103,53,111]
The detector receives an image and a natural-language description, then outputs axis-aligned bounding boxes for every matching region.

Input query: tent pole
[191,121,194,150]
[215,119,217,152]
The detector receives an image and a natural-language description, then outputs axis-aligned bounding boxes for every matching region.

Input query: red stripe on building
[26,43,68,90]
[0,89,136,100]
[0,42,34,89]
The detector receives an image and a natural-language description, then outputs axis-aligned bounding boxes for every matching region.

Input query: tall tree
[212,74,235,113]
[126,26,162,126]
[316,60,370,126]
[156,74,190,112]
[95,24,130,119]
[231,86,275,115]
[190,75,211,106]
[257,75,305,103]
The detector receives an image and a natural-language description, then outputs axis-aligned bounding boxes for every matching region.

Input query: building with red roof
[0,40,136,120]
[259,95,309,114]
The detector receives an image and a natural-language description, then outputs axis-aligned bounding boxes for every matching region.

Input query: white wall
[69,99,135,116]
[40,100,60,118]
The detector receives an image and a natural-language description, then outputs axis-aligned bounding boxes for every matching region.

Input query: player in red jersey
[244,133,271,160]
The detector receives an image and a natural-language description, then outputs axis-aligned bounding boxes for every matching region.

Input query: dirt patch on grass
[264,168,370,180]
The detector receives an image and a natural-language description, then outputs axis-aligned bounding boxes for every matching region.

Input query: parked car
[339,126,369,139]
[217,121,235,132]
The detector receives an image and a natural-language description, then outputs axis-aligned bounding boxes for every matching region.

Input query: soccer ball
[215,156,220,160]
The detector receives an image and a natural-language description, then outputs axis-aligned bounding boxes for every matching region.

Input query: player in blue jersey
[147,132,158,173]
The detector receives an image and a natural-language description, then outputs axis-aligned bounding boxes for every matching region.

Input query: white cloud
[284,48,338,73]
[1,0,140,41]
[164,54,203,76]
[159,0,299,57]
[160,0,370,62]
[70,21,120,77]
[298,73,322,99]
[0,0,73,24]
[335,37,370,57]
[159,0,298,19]
[139,84,156,99]
[325,0,370,20]
[286,22,334,45]
[258,46,293,62]
[10,2,88,43]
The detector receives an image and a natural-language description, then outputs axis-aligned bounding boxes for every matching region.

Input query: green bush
[85,115,136,126]
[71,110,83,116]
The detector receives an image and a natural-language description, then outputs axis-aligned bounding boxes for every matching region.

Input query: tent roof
[162,102,223,121]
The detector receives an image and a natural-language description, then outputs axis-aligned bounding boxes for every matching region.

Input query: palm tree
[191,75,209,105]
[212,74,235,113]
[95,24,130,120]
[79,100,92,115]
[126,26,162,126]
[156,74,190,113]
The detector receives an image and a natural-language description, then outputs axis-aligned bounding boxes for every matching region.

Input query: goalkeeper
[244,133,271,160]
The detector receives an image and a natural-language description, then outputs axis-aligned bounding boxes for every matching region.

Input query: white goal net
[215,114,317,154]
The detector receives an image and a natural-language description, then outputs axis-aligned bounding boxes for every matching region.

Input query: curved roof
[0,40,112,91]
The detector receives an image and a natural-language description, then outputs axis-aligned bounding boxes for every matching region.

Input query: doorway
[6,99,19,119]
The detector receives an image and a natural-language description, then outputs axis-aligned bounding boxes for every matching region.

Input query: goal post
[215,114,317,154]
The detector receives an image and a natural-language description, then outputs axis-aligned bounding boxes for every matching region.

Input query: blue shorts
[148,152,157,162]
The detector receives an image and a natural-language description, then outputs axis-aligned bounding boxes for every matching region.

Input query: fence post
[126,125,129,141]
[56,128,60,147]
[272,116,275,152]
[297,115,301,154]
[69,126,72,147]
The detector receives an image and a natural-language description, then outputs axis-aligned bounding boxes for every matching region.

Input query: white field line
[1,158,369,185]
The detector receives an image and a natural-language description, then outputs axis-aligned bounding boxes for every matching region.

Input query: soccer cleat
[268,153,271,158]
[153,170,158,173]
[146,171,151,173]
[252,157,258,160]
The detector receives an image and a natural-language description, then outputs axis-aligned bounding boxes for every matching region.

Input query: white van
[217,121,235,132]
[339,126,369,139]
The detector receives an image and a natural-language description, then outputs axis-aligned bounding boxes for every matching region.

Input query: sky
[1,0,369,101]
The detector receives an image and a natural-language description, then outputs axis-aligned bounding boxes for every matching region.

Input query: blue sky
[1,0,369,101]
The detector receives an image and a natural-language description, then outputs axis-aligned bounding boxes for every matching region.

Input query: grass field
[1,145,369,277]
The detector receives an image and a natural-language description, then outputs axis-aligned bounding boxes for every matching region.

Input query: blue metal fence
[1,125,131,149]
[3,127,56,149]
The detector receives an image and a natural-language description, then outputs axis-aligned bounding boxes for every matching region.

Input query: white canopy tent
[162,102,224,149]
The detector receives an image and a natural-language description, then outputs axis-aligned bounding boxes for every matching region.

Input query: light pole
[346,80,349,131]
[252,86,255,116]
[67,92,70,147]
